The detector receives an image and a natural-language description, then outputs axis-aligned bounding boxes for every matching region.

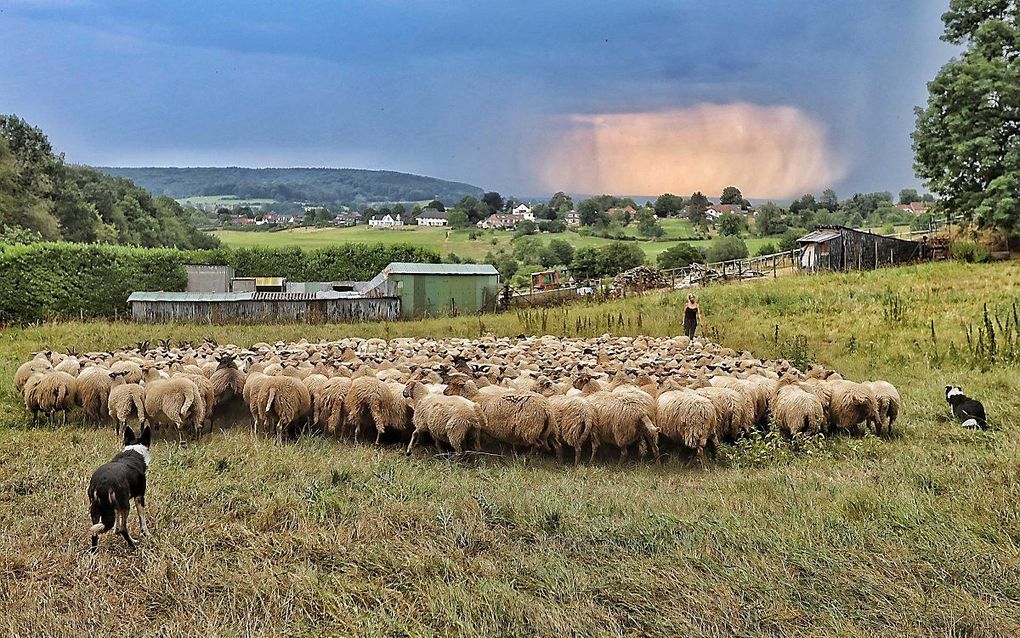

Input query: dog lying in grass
[87,425,152,551]
[945,386,987,429]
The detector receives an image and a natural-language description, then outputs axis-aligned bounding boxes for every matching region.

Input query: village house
[512,203,535,220]
[606,205,636,219]
[477,213,522,230]
[334,212,360,227]
[564,210,581,225]
[707,203,743,221]
[895,202,929,215]
[416,208,449,227]
[368,213,404,228]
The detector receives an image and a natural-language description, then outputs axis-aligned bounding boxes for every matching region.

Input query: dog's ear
[123,426,135,446]
[139,426,151,448]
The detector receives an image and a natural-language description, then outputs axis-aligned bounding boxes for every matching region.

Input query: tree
[596,242,645,276]
[898,188,920,205]
[755,242,778,257]
[547,238,575,266]
[688,192,710,229]
[548,191,573,212]
[570,246,600,279]
[820,189,838,211]
[426,200,445,212]
[657,243,704,269]
[653,193,684,218]
[635,207,664,238]
[913,1,1020,233]
[719,186,743,206]
[754,202,787,236]
[514,220,538,237]
[778,228,805,252]
[481,191,503,214]
[717,212,746,236]
[447,210,470,229]
[706,236,749,262]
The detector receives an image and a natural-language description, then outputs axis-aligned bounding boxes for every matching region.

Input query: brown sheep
[257,375,312,443]
[344,376,411,444]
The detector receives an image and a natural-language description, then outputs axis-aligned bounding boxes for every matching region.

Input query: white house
[512,203,535,220]
[564,210,581,225]
[416,209,449,227]
[368,213,403,228]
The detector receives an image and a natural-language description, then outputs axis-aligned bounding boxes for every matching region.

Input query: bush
[778,228,807,252]
[951,240,990,263]
[0,242,188,323]
[755,242,778,257]
[706,236,749,262]
[657,243,705,269]
[0,241,441,323]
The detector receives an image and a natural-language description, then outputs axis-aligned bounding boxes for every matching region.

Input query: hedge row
[0,242,440,323]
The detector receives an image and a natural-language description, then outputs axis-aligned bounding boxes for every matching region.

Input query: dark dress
[683,305,698,338]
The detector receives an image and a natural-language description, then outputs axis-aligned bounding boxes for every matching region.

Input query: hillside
[99,166,485,206]
[0,115,218,249]
[2,261,1019,635]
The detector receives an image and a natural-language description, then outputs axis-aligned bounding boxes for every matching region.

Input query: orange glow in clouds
[537,103,845,199]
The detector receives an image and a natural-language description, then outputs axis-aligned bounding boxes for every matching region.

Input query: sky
[0,1,956,200]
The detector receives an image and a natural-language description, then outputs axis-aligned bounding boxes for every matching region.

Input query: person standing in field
[683,294,702,339]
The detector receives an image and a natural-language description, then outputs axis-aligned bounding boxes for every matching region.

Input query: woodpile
[610,266,669,296]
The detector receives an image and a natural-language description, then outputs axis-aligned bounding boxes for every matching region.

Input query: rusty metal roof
[128,291,365,303]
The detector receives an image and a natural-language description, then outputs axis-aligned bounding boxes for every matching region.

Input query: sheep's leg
[589,439,599,463]
[405,430,421,456]
[374,425,384,446]
[697,447,708,472]
[619,446,629,463]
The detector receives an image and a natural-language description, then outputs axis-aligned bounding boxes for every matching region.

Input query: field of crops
[2,260,1019,635]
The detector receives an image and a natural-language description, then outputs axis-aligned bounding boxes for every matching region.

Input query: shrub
[756,242,778,257]
[707,236,749,262]
[951,240,990,263]
[657,243,705,269]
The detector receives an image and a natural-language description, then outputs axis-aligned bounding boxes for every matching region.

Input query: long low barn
[128,291,400,324]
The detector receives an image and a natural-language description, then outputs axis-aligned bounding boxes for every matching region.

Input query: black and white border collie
[87,426,152,551]
[945,386,987,429]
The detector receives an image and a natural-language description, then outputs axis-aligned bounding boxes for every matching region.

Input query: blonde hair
[688,294,696,303]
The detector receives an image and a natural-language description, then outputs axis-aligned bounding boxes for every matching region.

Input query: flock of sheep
[14,334,901,466]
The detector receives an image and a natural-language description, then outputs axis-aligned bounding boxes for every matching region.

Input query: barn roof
[383,262,499,276]
[797,229,841,243]
[128,291,362,303]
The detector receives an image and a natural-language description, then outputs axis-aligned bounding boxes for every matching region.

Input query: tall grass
[1,260,1019,636]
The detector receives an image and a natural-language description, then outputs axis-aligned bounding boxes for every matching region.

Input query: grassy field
[213,222,774,263]
[2,261,1019,635]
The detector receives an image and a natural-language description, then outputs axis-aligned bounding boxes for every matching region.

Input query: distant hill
[98,167,485,206]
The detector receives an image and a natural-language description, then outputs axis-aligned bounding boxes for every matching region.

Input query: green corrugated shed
[382,262,500,318]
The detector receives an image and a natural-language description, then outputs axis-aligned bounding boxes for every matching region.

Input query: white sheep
[655,388,717,469]
[403,380,485,457]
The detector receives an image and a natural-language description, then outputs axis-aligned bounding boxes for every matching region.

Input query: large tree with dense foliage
[754,202,788,236]
[913,0,1020,233]
[656,242,704,269]
[719,186,743,206]
[0,114,218,248]
[653,193,684,218]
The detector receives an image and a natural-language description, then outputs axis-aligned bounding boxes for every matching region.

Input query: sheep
[53,355,81,376]
[862,380,901,435]
[546,394,595,464]
[655,389,717,469]
[108,383,146,435]
[15,354,52,393]
[343,376,411,444]
[143,376,206,444]
[444,379,554,453]
[209,355,247,419]
[257,375,312,443]
[179,373,217,435]
[242,371,272,436]
[826,380,881,436]
[23,371,77,426]
[586,390,659,463]
[403,380,485,457]
[772,384,825,437]
[711,376,772,427]
[75,367,127,426]
[317,376,352,434]
[110,360,144,385]
[301,373,331,428]
[693,385,754,443]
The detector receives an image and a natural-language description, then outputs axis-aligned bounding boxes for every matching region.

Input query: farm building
[129,261,498,323]
[128,291,399,324]
[797,225,931,272]
[375,262,500,318]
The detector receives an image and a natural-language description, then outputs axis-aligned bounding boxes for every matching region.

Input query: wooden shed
[128,291,399,324]
[797,226,930,272]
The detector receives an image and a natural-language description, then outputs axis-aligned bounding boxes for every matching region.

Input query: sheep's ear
[140,426,151,447]
[123,426,135,446]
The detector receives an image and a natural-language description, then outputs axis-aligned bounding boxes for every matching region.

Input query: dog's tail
[89,522,107,535]
[88,489,115,535]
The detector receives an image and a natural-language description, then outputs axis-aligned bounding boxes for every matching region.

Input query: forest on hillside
[0,115,218,249]
[100,166,485,206]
